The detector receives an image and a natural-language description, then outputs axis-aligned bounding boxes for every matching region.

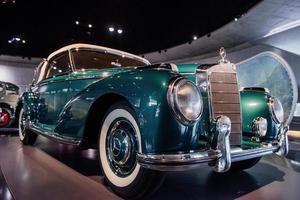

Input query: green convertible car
[17,44,289,199]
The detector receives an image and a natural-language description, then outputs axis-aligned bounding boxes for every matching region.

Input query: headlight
[167,77,203,125]
[268,97,284,124]
[253,117,267,137]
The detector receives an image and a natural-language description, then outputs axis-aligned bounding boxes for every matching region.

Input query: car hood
[70,67,137,79]
[176,64,199,74]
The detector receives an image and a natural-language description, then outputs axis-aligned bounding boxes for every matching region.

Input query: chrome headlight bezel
[268,97,284,124]
[167,77,203,125]
[253,117,268,137]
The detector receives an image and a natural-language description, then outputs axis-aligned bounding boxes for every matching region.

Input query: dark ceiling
[0,0,261,58]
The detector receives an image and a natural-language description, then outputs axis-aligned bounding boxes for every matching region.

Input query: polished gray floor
[0,132,300,200]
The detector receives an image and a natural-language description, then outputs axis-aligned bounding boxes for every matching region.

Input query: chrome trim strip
[28,125,81,146]
[137,145,278,171]
[179,72,195,75]
[268,96,283,124]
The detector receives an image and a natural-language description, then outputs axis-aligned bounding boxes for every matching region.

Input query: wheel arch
[81,92,132,148]
[13,99,23,126]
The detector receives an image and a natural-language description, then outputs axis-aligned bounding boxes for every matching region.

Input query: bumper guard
[137,116,289,172]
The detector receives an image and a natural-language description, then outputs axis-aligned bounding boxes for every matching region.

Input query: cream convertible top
[47,43,151,65]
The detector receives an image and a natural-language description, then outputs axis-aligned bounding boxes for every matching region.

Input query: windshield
[0,83,4,94]
[72,50,148,71]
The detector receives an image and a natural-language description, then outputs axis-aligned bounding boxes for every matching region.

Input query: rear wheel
[98,102,164,199]
[228,157,261,172]
[19,108,37,145]
[0,107,13,128]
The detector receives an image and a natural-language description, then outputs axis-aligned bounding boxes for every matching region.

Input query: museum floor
[0,130,300,200]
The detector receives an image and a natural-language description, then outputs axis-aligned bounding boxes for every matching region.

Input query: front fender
[19,92,37,120]
[58,68,203,153]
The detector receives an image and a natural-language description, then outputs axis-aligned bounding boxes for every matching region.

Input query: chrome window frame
[69,47,149,71]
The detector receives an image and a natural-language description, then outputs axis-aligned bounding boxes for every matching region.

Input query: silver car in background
[0,81,20,128]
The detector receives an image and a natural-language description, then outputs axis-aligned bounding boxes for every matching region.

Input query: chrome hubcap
[0,109,10,126]
[106,119,137,177]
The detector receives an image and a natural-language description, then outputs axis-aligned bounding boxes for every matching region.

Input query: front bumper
[137,120,289,172]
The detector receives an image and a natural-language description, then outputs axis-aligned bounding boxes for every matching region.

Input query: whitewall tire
[19,108,37,145]
[98,101,164,199]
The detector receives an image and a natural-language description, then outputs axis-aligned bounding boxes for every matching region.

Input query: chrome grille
[209,72,242,145]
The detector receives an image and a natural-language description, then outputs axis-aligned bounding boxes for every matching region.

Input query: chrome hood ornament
[219,47,229,64]
[218,47,237,71]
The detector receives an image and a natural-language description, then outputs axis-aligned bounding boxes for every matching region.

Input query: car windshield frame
[2,82,19,95]
[0,83,4,94]
[70,48,149,71]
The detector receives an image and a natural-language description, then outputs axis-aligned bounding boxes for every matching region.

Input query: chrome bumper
[137,123,289,172]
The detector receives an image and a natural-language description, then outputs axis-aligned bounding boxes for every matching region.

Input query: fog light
[253,117,267,137]
[216,115,231,134]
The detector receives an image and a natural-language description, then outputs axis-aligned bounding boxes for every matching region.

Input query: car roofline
[46,43,151,65]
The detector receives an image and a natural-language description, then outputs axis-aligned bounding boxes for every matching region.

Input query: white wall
[0,55,42,93]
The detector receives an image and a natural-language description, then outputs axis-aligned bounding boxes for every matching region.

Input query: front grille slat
[210,72,242,145]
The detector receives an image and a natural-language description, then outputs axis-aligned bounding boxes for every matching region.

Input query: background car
[17,44,291,199]
[0,81,20,128]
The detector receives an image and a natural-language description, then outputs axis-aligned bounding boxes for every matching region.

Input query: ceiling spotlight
[22,40,26,43]
[193,36,198,40]
[234,17,238,21]
[15,37,21,41]
[75,21,79,25]
[108,27,115,32]
[8,40,12,43]
[88,24,93,28]
[117,29,123,34]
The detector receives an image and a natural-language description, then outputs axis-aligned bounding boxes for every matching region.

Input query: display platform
[0,135,120,200]
[0,134,300,200]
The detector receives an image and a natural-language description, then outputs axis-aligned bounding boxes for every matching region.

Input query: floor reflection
[32,135,300,200]
[147,161,286,200]
[0,168,13,200]
[35,136,101,176]
[1,132,300,200]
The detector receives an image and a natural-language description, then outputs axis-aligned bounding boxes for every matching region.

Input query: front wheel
[19,108,37,145]
[98,102,164,199]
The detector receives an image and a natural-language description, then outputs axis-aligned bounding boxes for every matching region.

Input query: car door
[34,52,72,133]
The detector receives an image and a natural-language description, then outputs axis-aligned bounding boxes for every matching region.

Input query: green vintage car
[0,81,20,128]
[18,44,289,199]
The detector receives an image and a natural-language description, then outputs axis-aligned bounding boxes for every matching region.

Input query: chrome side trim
[137,145,278,171]
[28,125,81,146]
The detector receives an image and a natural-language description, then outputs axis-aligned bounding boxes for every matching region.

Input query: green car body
[18,44,289,197]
